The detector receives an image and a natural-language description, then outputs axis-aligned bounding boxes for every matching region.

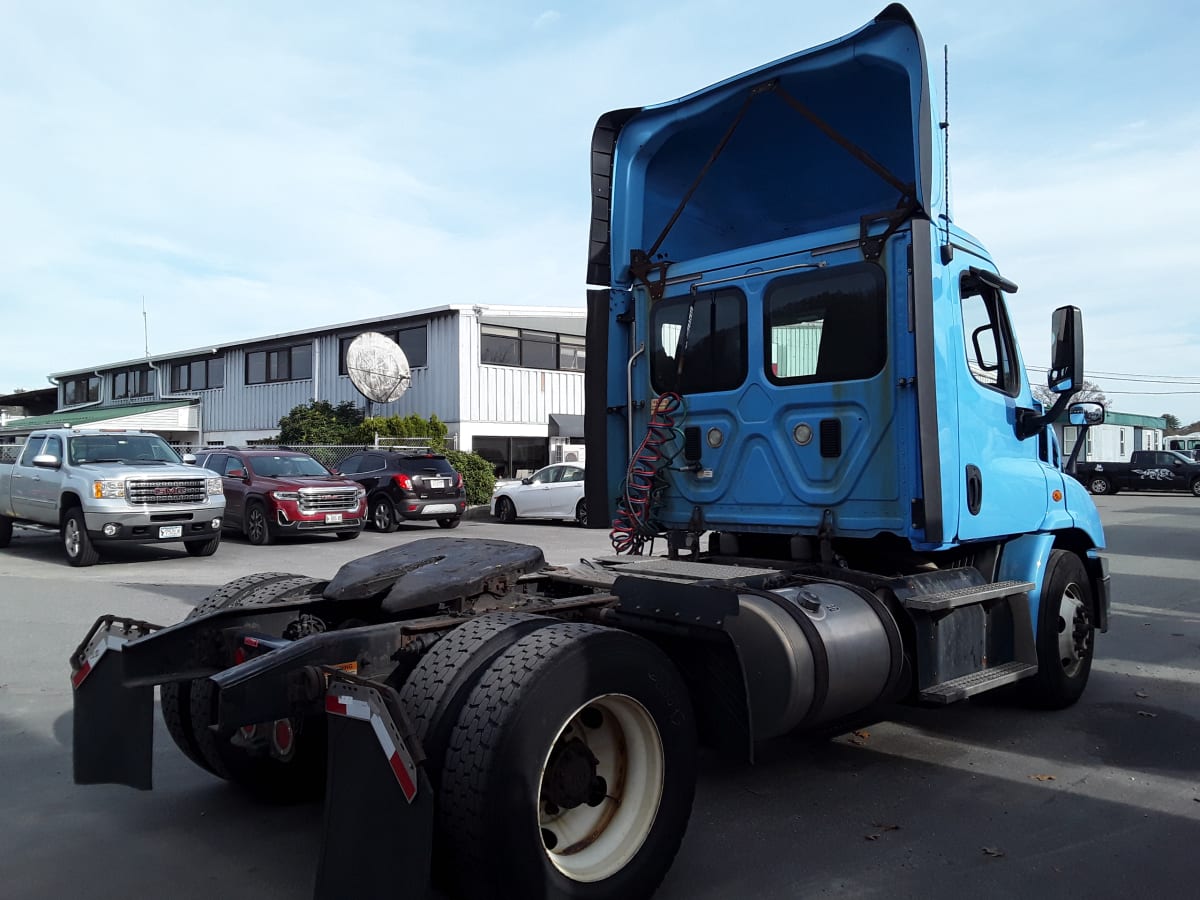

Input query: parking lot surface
[2,497,1198,898]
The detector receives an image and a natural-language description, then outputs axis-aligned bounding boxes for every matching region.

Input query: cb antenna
[939,44,953,264]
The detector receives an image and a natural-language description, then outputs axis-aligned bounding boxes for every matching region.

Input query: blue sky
[2,1,1199,421]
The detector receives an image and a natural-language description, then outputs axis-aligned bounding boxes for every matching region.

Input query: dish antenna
[346,332,411,414]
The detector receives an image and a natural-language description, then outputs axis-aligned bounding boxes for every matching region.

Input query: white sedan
[491,464,587,525]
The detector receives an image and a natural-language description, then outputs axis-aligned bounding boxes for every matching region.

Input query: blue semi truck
[70,6,1109,899]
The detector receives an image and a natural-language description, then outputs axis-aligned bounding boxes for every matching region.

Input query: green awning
[0,400,194,435]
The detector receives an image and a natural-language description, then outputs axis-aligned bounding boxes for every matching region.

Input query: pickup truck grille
[127,478,208,505]
[298,487,360,512]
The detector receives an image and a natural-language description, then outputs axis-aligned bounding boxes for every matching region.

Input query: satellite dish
[346,332,411,405]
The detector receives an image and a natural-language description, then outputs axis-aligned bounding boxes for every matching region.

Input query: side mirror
[227,468,246,479]
[183,453,197,464]
[32,453,61,469]
[1067,402,1105,427]
[521,477,534,485]
[1048,306,1084,394]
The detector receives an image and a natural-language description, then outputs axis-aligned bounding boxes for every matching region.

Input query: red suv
[193,448,366,545]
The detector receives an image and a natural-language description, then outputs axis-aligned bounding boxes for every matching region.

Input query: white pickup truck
[0,428,226,566]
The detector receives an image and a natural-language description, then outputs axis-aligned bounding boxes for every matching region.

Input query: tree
[1030,379,1108,411]
[276,400,364,444]
[351,413,449,448]
[1161,413,1181,432]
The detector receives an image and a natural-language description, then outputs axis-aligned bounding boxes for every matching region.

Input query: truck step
[903,580,1034,612]
[919,661,1038,703]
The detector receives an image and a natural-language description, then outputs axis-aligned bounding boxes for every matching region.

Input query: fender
[998,532,1108,638]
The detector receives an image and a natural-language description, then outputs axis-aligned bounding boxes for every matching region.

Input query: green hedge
[444,449,496,506]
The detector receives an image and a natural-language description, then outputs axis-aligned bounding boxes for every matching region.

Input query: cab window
[960,275,1020,396]
[651,288,746,394]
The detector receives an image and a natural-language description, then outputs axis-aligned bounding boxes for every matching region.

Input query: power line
[1027,364,1200,383]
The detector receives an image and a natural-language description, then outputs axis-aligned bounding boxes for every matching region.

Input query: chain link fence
[171,437,446,472]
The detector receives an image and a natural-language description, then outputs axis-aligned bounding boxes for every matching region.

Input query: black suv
[337,450,466,531]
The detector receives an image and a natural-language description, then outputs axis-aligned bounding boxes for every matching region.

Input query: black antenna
[939,44,953,264]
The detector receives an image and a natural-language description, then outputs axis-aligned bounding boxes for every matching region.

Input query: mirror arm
[1016,390,1075,441]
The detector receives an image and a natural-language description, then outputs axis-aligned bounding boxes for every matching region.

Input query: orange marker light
[1052,490,1063,502]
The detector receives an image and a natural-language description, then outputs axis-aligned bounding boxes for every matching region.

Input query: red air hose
[610,392,683,554]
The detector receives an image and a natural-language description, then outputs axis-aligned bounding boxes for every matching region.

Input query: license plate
[325,513,343,524]
[158,525,183,539]
[428,479,446,489]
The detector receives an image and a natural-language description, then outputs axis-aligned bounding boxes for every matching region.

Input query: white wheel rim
[1056,582,1089,676]
[537,693,664,883]
[65,519,80,556]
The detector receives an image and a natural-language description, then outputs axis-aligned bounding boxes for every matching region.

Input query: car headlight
[355,486,366,500]
[206,477,223,496]
[271,490,300,501]
[93,480,125,499]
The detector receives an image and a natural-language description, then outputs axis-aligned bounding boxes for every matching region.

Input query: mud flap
[70,617,159,790]
[314,673,434,900]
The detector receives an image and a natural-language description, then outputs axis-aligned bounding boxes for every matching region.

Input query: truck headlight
[271,490,300,501]
[206,477,223,496]
[93,480,125,499]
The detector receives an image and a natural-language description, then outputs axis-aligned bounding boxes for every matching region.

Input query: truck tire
[188,574,330,799]
[1021,550,1095,710]
[184,534,221,557]
[161,572,300,775]
[398,612,555,789]
[1087,476,1110,495]
[244,500,274,545]
[62,507,99,567]
[439,623,696,900]
[0,514,12,548]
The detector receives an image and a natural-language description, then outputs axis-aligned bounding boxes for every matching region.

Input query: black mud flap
[70,616,159,790]
[314,672,434,900]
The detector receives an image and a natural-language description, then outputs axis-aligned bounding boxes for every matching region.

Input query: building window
[473,436,548,480]
[112,367,154,400]
[62,375,100,406]
[481,327,587,372]
[171,357,225,391]
[338,324,429,375]
[1119,428,1126,457]
[246,343,312,385]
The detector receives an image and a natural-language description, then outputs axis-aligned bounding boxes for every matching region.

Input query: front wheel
[1021,550,1095,710]
[1190,478,1200,497]
[1088,476,1110,495]
[62,508,99,567]
[244,502,274,545]
[495,496,517,524]
[575,499,588,527]
[440,623,696,899]
[184,534,221,557]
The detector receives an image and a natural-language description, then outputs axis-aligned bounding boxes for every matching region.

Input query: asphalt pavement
[1,497,1198,899]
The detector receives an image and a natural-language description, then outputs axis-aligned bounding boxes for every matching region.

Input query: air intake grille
[127,478,208,505]
[819,419,842,458]
[298,488,360,512]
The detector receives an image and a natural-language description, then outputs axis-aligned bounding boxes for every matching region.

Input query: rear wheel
[62,507,99,567]
[1021,550,1095,709]
[244,502,273,545]
[575,499,588,527]
[1087,476,1110,495]
[440,624,696,900]
[1191,478,1200,497]
[161,572,298,775]
[370,496,398,532]
[495,496,517,524]
[184,534,221,557]
[187,574,330,799]
[0,514,12,548]
[437,517,461,529]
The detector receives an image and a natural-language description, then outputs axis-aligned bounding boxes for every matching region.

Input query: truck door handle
[965,465,983,515]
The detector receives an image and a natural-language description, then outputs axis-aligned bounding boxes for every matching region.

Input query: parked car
[193,448,366,544]
[490,463,586,525]
[337,450,467,531]
[1074,449,1200,496]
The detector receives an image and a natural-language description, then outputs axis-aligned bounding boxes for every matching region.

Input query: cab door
[27,435,66,518]
[9,436,46,521]
[952,261,1051,541]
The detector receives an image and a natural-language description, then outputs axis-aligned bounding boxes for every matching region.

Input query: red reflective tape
[244,637,261,648]
[325,695,348,716]
[388,751,417,802]
[71,660,92,689]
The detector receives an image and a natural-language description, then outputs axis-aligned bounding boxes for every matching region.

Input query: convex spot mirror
[1068,402,1105,427]
[1048,306,1084,394]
